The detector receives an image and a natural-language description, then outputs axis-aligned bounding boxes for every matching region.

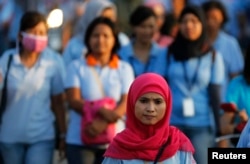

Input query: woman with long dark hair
[64,17,134,164]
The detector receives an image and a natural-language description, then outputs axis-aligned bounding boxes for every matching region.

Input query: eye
[139,98,148,103]
[154,99,163,105]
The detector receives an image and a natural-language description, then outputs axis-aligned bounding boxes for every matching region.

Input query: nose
[146,102,155,113]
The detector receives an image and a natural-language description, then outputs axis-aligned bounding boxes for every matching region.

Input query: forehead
[92,23,112,31]
[139,92,164,99]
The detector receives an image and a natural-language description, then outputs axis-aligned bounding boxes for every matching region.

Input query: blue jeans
[0,140,55,164]
[177,126,215,164]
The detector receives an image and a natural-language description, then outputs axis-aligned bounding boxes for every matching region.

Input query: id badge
[182,98,195,117]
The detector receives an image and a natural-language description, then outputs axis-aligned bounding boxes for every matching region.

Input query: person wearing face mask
[0,11,66,164]
[166,6,225,164]
[118,5,167,78]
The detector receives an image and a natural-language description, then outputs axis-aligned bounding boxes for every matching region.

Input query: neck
[134,39,151,51]
[153,32,160,41]
[20,50,40,67]
[207,29,219,43]
[133,40,152,63]
[93,53,111,67]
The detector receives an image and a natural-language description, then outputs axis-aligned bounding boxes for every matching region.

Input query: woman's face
[152,4,165,30]
[205,8,223,32]
[133,16,157,44]
[101,8,116,22]
[89,23,115,56]
[135,92,166,125]
[179,13,202,41]
[24,21,47,36]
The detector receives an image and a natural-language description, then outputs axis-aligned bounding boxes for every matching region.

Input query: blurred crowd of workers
[0,0,250,164]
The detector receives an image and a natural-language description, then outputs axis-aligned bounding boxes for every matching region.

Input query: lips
[143,115,156,120]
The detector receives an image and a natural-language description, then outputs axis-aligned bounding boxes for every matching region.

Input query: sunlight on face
[180,13,202,41]
[89,23,115,56]
[101,8,116,22]
[206,8,224,32]
[135,92,166,125]
[133,16,157,44]
[25,21,48,36]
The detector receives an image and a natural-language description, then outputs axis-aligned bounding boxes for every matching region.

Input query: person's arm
[65,87,84,115]
[98,94,127,123]
[209,84,222,134]
[99,62,134,123]
[51,93,67,159]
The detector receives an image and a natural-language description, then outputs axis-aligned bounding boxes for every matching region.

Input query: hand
[98,108,119,123]
[217,140,230,148]
[220,112,235,135]
[85,118,108,137]
[238,109,248,122]
[58,138,66,161]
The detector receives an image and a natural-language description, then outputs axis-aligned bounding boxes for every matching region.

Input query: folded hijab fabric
[104,73,195,162]
[74,0,116,38]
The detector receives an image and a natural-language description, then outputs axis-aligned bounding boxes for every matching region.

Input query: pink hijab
[104,73,195,161]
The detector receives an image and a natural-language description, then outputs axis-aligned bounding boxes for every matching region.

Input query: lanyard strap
[182,58,201,91]
[129,56,151,77]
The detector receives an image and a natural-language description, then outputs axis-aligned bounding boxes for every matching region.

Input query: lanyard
[129,57,152,77]
[182,58,201,91]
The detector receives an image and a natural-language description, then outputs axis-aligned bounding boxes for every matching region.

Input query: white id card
[182,98,195,117]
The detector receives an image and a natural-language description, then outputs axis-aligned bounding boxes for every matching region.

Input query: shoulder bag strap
[0,55,13,123]
[89,67,105,97]
[153,140,169,164]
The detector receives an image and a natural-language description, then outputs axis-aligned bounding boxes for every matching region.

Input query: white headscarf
[74,0,116,37]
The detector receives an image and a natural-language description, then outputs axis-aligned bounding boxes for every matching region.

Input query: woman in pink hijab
[103,73,196,163]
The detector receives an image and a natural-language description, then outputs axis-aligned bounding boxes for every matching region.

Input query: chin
[142,121,157,125]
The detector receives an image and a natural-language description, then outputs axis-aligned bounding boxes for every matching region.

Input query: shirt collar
[128,41,160,58]
[86,54,119,69]
[13,50,47,67]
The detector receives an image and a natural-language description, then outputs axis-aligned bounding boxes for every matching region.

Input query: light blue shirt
[226,75,250,117]
[118,42,167,77]
[237,119,250,148]
[102,151,196,164]
[0,48,65,143]
[62,35,86,67]
[64,57,134,145]
[219,0,246,37]
[63,33,130,67]
[213,31,244,100]
[168,51,225,127]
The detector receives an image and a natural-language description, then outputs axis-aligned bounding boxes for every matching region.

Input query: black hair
[202,0,228,27]
[169,5,210,61]
[160,13,178,36]
[244,46,250,84]
[129,5,156,27]
[18,11,47,53]
[19,11,47,32]
[84,16,120,56]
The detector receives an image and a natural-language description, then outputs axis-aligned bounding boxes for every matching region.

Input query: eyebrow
[140,97,163,100]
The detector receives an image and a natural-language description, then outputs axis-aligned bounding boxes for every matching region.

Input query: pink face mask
[21,32,48,53]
